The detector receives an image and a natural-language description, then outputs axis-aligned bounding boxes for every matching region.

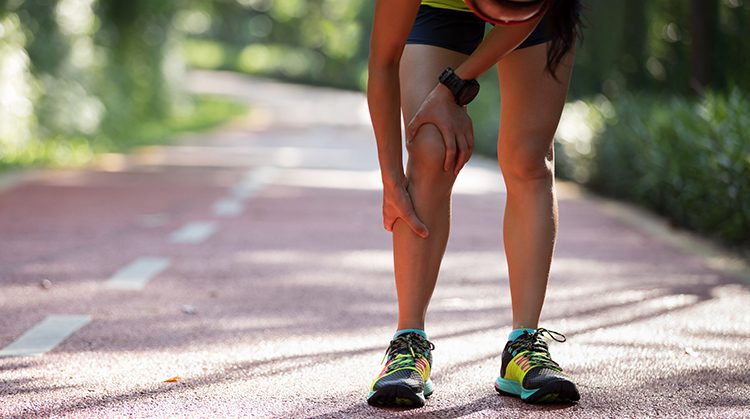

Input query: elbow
[367,57,400,86]
[368,59,400,76]
[367,45,403,96]
[368,45,403,74]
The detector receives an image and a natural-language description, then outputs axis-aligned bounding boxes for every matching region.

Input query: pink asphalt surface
[1,71,749,418]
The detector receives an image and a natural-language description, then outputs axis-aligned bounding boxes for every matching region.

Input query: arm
[406,17,544,174]
[368,0,420,188]
[455,17,544,80]
[368,0,429,238]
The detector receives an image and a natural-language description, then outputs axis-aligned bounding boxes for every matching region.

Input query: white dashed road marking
[105,256,171,290]
[212,197,244,217]
[211,166,278,217]
[169,221,217,244]
[0,315,92,357]
[230,166,278,200]
[136,213,169,228]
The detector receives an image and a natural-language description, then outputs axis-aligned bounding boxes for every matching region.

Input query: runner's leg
[394,44,468,330]
[496,42,575,328]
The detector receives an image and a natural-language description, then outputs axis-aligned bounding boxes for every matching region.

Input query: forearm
[367,63,405,186]
[455,18,542,80]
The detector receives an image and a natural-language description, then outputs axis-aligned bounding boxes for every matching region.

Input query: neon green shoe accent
[495,328,580,404]
[367,333,435,407]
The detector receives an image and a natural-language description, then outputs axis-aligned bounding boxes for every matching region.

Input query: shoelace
[508,328,567,372]
[381,334,435,372]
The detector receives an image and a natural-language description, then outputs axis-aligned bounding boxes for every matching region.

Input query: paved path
[1,70,749,418]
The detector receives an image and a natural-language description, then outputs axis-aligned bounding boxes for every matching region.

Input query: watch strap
[439,67,479,106]
[439,67,464,98]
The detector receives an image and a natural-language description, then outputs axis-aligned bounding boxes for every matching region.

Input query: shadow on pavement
[2,73,749,417]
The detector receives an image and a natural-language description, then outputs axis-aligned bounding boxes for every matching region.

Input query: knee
[406,124,449,177]
[499,141,554,184]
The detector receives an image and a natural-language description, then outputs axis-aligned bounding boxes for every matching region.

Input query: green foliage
[178,1,750,96]
[0,95,246,171]
[182,38,227,70]
[467,69,500,157]
[95,0,184,134]
[103,95,247,152]
[572,0,750,97]
[554,89,750,246]
[0,0,245,171]
[12,0,104,140]
[180,0,372,90]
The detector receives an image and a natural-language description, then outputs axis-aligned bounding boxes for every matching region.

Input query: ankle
[508,327,536,341]
[397,321,425,331]
[394,328,428,340]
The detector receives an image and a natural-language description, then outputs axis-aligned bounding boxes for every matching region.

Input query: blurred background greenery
[0,0,247,170]
[0,0,748,247]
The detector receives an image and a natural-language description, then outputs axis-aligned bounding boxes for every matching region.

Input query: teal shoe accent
[508,328,536,341]
[495,376,540,400]
[424,378,434,397]
[394,329,428,339]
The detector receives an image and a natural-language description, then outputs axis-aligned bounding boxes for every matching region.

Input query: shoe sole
[367,379,433,408]
[495,377,579,404]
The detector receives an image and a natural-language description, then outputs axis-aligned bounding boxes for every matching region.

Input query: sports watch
[438,67,480,106]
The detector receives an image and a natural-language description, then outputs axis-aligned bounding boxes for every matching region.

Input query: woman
[366,0,582,408]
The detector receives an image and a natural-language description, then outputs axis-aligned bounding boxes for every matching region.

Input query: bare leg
[393,45,467,330]
[496,43,575,329]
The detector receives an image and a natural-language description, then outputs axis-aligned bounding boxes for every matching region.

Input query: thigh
[496,42,575,164]
[400,45,469,175]
[400,44,468,124]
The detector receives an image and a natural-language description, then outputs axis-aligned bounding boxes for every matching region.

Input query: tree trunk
[689,0,718,94]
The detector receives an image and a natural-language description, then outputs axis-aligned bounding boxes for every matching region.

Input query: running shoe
[367,332,434,407]
[495,328,580,404]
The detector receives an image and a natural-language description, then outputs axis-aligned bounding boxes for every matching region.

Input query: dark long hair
[544,0,583,79]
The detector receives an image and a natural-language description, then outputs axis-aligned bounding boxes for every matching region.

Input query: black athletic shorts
[406,4,553,55]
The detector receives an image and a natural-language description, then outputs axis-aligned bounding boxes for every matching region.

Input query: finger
[467,121,475,154]
[462,121,475,173]
[455,134,469,175]
[403,211,430,239]
[443,132,457,173]
[384,216,395,232]
[406,113,423,143]
[400,180,429,238]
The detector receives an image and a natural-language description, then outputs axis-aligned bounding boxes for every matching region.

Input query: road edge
[0,169,44,196]
[557,179,750,284]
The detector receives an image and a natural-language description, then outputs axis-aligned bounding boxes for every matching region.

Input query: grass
[104,95,247,152]
[0,95,247,172]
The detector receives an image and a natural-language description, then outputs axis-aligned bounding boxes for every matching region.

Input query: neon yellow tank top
[421,0,471,12]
